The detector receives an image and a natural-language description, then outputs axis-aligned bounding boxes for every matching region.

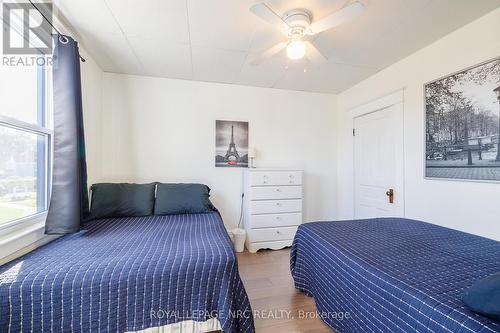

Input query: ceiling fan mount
[283,9,312,34]
[250,1,365,66]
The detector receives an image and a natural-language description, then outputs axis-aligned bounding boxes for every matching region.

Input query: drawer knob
[275,216,281,220]
[289,180,293,183]
[275,188,281,192]
[276,202,280,206]
[276,230,281,234]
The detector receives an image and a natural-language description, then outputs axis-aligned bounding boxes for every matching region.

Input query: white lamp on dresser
[247,147,256,168]
[243,169,303,253]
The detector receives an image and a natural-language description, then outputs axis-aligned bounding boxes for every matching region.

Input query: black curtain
[45,35,89,234]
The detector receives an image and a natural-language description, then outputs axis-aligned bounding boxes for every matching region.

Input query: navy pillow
[154,183,215,215]
[90,183,156,219]
[463,272,500,321]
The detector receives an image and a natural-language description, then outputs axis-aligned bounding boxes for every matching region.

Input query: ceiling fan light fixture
[286,40,306,60]
[250,2,364,65]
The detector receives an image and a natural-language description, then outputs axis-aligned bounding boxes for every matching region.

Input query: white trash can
[227,230,234,243]
[232,228,246,253]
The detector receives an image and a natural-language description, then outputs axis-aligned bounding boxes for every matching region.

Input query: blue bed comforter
[0,212,254,333]
[291,218,500,333]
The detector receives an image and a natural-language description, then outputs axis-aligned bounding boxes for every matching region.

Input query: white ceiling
[55,0,500,94]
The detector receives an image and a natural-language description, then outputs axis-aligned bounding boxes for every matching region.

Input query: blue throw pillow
[154,183,215,215]
[90,183,156,219]
[463,272,500,321]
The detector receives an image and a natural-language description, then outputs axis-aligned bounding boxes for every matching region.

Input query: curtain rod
[28,0,86,62]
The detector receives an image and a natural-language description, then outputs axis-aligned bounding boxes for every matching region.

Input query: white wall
[80,48,103,187]
[336,8,500,241]
[100,73,337,229]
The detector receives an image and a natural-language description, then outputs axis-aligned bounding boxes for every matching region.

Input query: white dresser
[243,169,303,253]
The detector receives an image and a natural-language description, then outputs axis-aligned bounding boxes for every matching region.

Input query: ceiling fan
[249,1,365,65]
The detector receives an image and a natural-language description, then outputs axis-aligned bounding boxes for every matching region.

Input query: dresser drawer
[250,186,302,200]
[249,226,298,242]
[250,213,302,228]
[250,199,302,214]
[249,171,302,186]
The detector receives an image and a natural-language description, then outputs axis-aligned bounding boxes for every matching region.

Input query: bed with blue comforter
[291,218,500,333]
[0,212,254,333]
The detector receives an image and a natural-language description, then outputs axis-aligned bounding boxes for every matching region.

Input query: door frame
[348,89,406,218]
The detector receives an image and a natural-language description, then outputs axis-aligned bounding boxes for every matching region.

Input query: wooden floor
[236,249,333,333]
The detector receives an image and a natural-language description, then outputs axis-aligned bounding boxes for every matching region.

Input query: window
[0,62,51,226]
[0,3,53,228]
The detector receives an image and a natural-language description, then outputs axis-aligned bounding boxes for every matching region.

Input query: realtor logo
[2,2,53,55]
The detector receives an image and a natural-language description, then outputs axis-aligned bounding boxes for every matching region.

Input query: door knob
[386,189,394,204]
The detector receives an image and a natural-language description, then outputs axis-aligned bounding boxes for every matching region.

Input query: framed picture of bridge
[215,120,249,167]
[425,57,500,182]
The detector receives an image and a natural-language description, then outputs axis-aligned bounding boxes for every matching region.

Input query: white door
[354,101,404,219]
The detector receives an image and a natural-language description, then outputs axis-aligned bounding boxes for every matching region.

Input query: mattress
[0,212,255,333]
[290,218,500,333]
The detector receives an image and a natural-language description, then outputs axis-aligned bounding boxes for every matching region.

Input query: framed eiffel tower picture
[215,120,249,167]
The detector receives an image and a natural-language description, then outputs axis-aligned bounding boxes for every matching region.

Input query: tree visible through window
[0,62,51,225]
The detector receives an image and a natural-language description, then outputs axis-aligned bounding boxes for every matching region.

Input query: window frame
[0,62,52,233]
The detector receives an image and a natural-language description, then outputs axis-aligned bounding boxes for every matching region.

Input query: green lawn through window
[0,196,37,224]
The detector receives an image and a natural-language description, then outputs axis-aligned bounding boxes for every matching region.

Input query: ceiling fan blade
[308,1,364,35]
[250,3,289,33]
[251,41,287,66]
[305,41,327,65]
